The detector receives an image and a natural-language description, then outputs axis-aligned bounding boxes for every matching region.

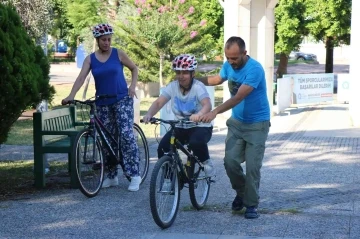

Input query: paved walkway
[1,62,358,238]
[1,102,360,239]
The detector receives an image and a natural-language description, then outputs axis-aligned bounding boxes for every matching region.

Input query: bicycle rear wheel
[189,160,210,209]
[74,129,104,198]
[133,123,150,183]
[149,156,180,229]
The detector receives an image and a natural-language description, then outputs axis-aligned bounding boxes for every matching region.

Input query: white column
[250,0,277,115]
[222,0,251,118]
[223,0,277,117]
[237,0,251,46]
[349,0,360,126]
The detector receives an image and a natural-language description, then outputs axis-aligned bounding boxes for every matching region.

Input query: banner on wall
[283,73,334,104]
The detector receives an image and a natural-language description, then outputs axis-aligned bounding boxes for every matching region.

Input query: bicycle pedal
[209,179,216,183]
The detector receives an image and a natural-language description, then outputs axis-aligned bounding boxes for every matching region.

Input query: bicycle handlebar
[140,117,195,126]
[67,94,117,105]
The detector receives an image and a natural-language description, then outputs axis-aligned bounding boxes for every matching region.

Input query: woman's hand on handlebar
[142,114,152,124]
[61,96,74,105]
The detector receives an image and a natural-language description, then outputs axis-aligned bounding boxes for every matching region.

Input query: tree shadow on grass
[0,161,70,201]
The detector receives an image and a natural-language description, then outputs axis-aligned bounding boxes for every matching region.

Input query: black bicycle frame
[166,128,197,183]
[88,105,120,165]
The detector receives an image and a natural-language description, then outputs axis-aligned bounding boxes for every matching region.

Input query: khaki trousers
[224,117,270,207]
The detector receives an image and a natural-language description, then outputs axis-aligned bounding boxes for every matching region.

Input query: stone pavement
[1,102,360,239]
[1,62,358,238]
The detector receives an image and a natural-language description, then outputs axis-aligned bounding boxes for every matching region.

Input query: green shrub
[0,3,55,144]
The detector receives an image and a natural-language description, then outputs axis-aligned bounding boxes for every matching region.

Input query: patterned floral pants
[96,96,140,178]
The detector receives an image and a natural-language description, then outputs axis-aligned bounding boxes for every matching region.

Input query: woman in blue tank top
[62,23,142,192]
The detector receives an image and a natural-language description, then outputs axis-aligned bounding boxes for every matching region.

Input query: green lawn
[5,119,34,145]
[50,82,96,109]
[5,84,224,145]
[0,160,69,200]
[1,83,224,200]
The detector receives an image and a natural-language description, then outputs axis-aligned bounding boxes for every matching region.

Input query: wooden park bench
[33,106,84,188]
[53,52,71,59]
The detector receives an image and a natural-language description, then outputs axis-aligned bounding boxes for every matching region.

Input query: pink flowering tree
[115,0,220,85]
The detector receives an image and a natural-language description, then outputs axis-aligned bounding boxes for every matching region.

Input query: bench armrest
[40,130,79,136]
[75,122,90,126]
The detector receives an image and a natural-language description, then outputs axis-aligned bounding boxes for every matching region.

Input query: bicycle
[142,117,214,229]
[68,95,150,198]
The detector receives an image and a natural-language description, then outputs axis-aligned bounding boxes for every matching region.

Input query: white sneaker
[203,159,216,177]
[128,176,141,192]
[102,177,119,188]
[162,179,172,192]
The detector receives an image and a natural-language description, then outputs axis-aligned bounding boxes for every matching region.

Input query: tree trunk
[276,53,289,79]
[82,74,93,100]
[325,36,334,73]
[159,54,164,87]
[82,39,97,99]
[92,38,96,52]
[55,37,58,52]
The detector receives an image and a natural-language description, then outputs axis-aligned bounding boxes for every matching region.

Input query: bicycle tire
[74,128,104,198]
[189,159,210,210]
[133,123,150,183]
[149,156,180,229]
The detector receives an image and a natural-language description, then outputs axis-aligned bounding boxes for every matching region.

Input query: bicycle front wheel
[133,123,150,183]
[189,160,210,209]
[149,156,180,229]
[74,129,104,198]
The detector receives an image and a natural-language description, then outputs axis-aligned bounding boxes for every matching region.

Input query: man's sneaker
[102,176,119,188]
[162,179,172,192]
[232,195,244,211]
[128,176,141,192]
[245,206,259,219]
[203,159,216,177]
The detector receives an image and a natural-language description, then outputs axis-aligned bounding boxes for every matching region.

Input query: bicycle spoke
[75,129,104,198]
[133,123,149,183]
[150,156,180,229]
[189,161,210,209]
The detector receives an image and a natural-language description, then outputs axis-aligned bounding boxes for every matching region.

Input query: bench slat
[40,130,78,136]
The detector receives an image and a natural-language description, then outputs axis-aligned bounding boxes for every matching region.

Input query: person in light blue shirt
[198,36,270,219]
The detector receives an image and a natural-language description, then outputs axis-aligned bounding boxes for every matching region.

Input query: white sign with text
[283,73,334,104]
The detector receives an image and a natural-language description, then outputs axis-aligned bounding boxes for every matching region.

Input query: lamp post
[36,32,50,173]
[36,33,49,113]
